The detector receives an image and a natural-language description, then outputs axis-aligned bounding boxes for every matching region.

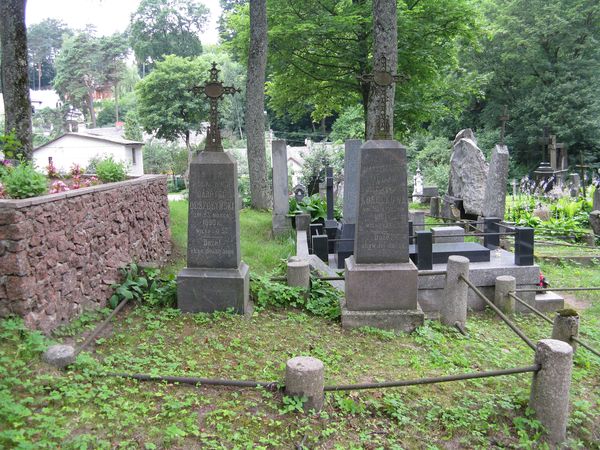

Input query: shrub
[95,156,127,183]
[2,162,48,199]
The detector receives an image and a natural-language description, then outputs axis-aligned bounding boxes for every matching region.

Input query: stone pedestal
[343,140,423,331]
[343,139,362,224]
[177,264,250,314]
[177,151,251,314]
[272,140,291,236]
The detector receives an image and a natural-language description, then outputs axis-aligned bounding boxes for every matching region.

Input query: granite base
[177,263,251,314]
[341,304,424,332]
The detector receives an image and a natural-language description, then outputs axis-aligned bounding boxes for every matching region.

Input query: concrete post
[287,257,310,292]
[43,344,76,369]
[285,356,324,412]
[440,256,470,328]
[494,275,516,314]
[551,310,580,352]
[529,339,573,446]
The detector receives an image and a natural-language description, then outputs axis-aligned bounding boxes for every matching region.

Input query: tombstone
[319,181,326,199]
[430,196,441,217]
[412,168,424,203]
[293,183,307,203]
[422,186,439,203]
[272,139,291,235]
[431,226,465,244]
[409,210,425,231]
[483,144,510,219]
[512,179,518,198]
[343,140,423,331]
[177,62,250,314]
[594,188,600,211]
[324,167,338,252]
[342,139,362,224]
[448,129,489,217]
[569,173,580,198]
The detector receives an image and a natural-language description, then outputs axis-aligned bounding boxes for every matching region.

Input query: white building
[33,132,144,177]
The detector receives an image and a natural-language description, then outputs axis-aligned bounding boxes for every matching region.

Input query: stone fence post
[494,275,516,314]
[529,339,573,446]
[440,255,470,328]
[285,356,324,412]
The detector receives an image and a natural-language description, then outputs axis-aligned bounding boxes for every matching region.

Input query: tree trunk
[0,0,33,159]
[244,0,272,210]
[366,0,397,140]
[87,91,97,128]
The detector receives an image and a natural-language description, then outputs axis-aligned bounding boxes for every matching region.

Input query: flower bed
[0,175,171,332]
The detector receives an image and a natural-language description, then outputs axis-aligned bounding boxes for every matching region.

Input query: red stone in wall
[0,175,171,332]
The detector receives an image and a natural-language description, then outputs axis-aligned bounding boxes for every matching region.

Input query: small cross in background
[498,105,510,146]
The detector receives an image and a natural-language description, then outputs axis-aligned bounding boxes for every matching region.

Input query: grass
[1,206,599,448]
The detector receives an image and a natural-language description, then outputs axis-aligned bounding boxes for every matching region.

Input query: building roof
[33,132,144,151]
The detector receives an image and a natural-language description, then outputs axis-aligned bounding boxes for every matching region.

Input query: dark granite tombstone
[177,63,250,314]
[415,230,433,270]
[343,140,423,330]
[324,167,338,252]
[335,223,355,269]
[515,227,534,266]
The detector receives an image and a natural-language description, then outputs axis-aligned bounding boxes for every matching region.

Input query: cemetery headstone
[412,167,424,203]
[293,183,307,203]
[594,188,600,211]
[342,139,362,224]
[448,129,489,217]
[569,173,580,198]
[324,167,338,251]
[483,144,510,218]
[272,139,291,235]
[177,63,250,314]
[431,226,465,244]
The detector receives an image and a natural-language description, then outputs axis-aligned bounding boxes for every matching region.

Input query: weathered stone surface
[354,140,409,264]
[589,210,600,235]
[0,176,171,332]
[440,256,469,327]
[341,305,424,331]
[494,275,516,314]
[287,258,310,292]
[186,152,240,268]
[342,140,362,224]
[483,144,510,218]
[448,129,489,216]
[431,226,464,243]
[345,256,418,311]
[285,356,324,412]
[177,264,250,314]
[552,313,579,351]
[593,189,600,212]
[533,206,551,221]
[272,140,291,235]
[42,344,76,369]
[529,339,573,446]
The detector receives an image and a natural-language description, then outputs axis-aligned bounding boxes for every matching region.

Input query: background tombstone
[293,183,307,203]
[483,144,510,218]
[177,63,250,314]
[342,139,362,224]
[272,139,291,236]
[593,187,600,211]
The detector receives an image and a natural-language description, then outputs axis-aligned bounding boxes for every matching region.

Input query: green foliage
[136,55,209,145]
[123,111,143,141]
[95,91,137,127]
[110,263,177,309]
[1,162,48,199]
[27,19,72,89]
[95,156,127,183]
[407,135,452,191]
[289,194,341,222]
[129,0,209,71]
[53,30,129,125]
[298,142,343,192]
[447,0,600,168]
[226,0,485,137]
[0,130,22,160]
[250,274,341,320]
[329,104,365,143]
[143,141,188,175]
[280,395,307,414]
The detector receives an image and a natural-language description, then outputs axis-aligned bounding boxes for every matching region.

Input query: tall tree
[27,19,71,90]
[245,0,271,209]
[225,0,484,139]
[0,0,33,158]
[53,31,129,128]
[136,55,209,171]
[451,0,600,168]
[129,0,209,74]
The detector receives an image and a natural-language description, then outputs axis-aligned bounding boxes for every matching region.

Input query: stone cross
[538,126,551,163]
[498,105,509,145]
[575,150,590,198]
[193,62,240,152]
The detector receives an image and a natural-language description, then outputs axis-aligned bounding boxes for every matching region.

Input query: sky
[26,0,223,45]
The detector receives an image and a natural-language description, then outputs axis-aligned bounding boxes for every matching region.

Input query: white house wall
[33,135,144,176]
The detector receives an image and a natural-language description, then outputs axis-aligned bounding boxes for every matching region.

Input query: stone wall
[0,175,171,332]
